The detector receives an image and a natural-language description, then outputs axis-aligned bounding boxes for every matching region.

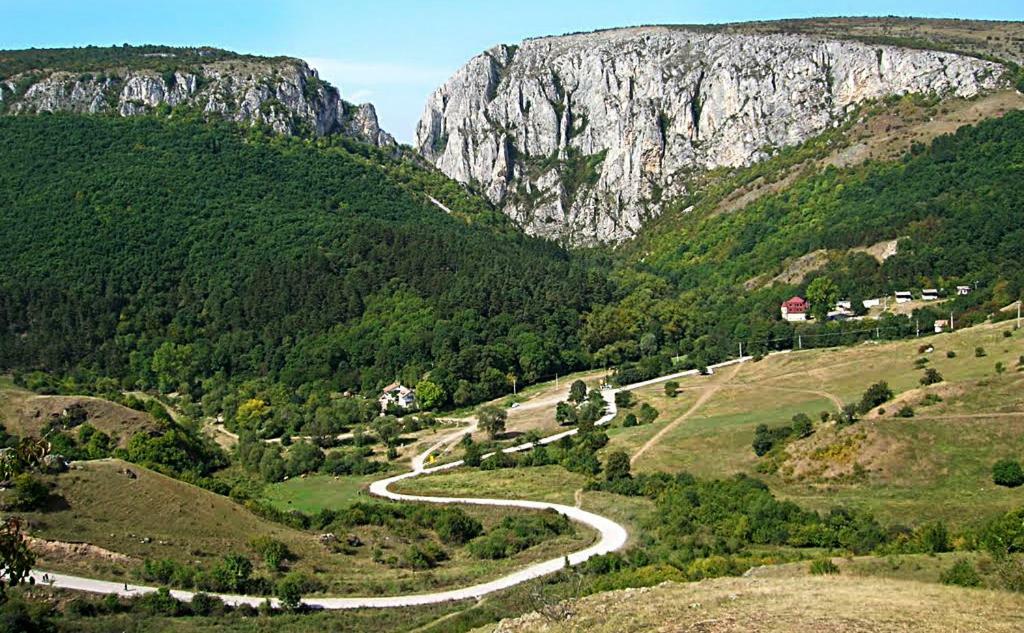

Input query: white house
[379,382,416,413]
[862,298,881,309]
[836,300,852,310]
[894,291,913,304]
[957,285,972,296]
[922,289,939,301]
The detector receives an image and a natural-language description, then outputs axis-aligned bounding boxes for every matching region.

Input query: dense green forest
[2,94,1023,430]
[0,44,264,79]
[0,114,609,427]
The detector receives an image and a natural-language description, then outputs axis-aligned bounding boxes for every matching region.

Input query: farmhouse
[379,382,416,412]
[781,296,809,322]
[894,291,913,304]
[922,289,939,301]
[862,298,881,309]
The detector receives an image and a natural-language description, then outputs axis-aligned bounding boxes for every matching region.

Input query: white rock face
[2,59,395,146]
[416,27,1004,244]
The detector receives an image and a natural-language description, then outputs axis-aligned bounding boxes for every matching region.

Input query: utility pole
[798,334,802,350]
[1017,300,1021,329]
[915,319,920,337]
[950,311,954,332]
[739,341,743,358]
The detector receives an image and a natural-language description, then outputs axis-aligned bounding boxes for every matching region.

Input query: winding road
[28,357,752,609]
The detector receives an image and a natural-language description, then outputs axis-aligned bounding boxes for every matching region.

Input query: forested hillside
[0,114,609,417]
[586,108,1024,381]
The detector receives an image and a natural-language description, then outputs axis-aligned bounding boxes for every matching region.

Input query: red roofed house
[781,296,809,322]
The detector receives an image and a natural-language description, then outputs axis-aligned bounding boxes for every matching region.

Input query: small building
[956,285,972,296]
[922,289,939,301]
[781,296,809,322]
[862,298,881,309]
[894,291,913,304]
[934,319,949,334]
[379,382,416,413]
[836,300,852,310]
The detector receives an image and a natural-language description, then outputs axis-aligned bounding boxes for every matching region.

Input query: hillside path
[630,362,744,467]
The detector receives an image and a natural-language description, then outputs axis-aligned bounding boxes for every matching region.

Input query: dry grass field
[478,573,1024,632]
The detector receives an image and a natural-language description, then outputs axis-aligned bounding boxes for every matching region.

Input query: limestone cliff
[416,27,1004,244]
[0,54,394,146]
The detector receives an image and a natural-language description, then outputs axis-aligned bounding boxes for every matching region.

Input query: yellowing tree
[235,398,270,433]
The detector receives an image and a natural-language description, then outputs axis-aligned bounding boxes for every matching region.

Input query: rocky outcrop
[1,57,395,146]
[416,27,1004,244]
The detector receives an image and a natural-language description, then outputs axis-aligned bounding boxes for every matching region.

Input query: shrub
[134,587,182,616]
[896,405,915,418]
[940,559,981,587]
[976,347,987,357]
[791,413,814,438]
[920,368,943,386]
[249,536,291,570]
[398,543,448,570]
[920,393,943,406]
[569,380,587,403]
[622,413,638,427]
[434,509,483,545]
[463,441,482,467]
[555,401,577,426]
[916,521,951,553]
[664,381,679,397]
[980,507,1024,557]
[189,592,224,616]
[946,350,956,358]
[8,474,49,510]
[275,573,307,611]
[467,511,571,559]
[837,403,859,426]
[809,558,839,575]
[614,391,635,409]
[752,424,793,456]
[858,381,894,413]
[992,459,1024,488]
[1004,330,1013,338]
[604,450,631,481]
[637,403,658,425]
[995,362,1005,374]
[752,424,773,457]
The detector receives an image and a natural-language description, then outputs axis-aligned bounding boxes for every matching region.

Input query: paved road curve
[29,356,750,609]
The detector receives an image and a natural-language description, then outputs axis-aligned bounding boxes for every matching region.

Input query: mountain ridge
[415,23,1011,245]
[0,44,395,146]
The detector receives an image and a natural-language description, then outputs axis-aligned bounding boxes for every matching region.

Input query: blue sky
[5,1,1023,142]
